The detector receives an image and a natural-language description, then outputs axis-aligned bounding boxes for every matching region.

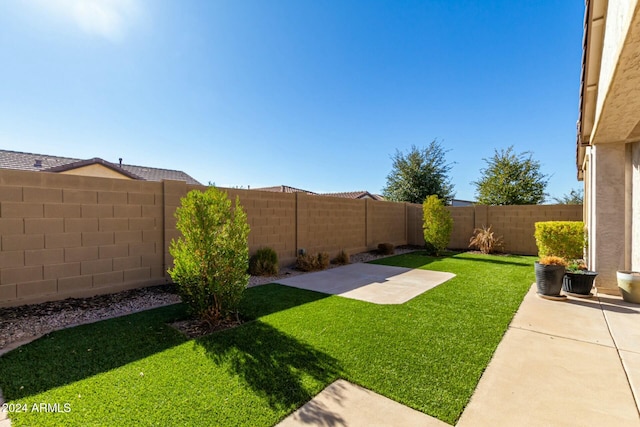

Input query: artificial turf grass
[0,252,535,426]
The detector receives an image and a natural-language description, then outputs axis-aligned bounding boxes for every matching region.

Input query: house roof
[254,185,386,200]
[0,149,202,185]
[254,185,318,195]
[321,191,384,201]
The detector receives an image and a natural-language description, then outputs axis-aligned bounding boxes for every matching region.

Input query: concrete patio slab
[457,327,639,426]
[276,379,449,427]
[510,287,615,347]
[620,350,640,411]
[274,263,454,304]
[458,285,640,427]
[600,295,640,353]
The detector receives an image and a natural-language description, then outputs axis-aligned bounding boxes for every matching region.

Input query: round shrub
[249,247,279,276]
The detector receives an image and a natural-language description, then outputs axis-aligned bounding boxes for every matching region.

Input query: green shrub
[469,225,504,254]
[377,243,395,255]
[534,221,584,259]
[249,247,279,276]
[423,195,453,256]
[168,187,250,324]
[333,249,351,265]
[296,252,330,272]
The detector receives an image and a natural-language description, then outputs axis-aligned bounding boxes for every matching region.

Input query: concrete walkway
[274,263,455,304]
[278,285,640,426]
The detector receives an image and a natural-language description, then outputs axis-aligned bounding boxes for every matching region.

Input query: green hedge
[534,221,584,259]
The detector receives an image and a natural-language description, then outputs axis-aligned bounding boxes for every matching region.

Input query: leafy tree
[473,146,548,205]
[383,140,455,204]
[422,195,453,256]
[552,188,583,205]
[168,187,250,325]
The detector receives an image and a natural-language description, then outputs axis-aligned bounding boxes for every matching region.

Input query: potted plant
[616,271,640,304]
[535,256,568,300]
[563,260,597,298]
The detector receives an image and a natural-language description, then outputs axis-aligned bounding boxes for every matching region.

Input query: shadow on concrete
[559,296,639,314]
[195,320,343,414]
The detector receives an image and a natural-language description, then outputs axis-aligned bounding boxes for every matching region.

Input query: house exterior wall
[580,1,640,295]
[59,164,134,180]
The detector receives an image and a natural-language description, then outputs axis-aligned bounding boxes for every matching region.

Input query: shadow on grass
[240,283,331,320]
[196,320,343,415]
[0,303,188,401]
[0,284,332,404]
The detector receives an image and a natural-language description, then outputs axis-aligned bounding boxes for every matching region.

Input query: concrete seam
[509,325,617,349]
[597,294,640,419]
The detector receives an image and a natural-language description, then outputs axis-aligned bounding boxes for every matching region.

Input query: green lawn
[0,252,535,426]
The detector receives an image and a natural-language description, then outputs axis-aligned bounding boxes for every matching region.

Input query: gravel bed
[0,246,420,353]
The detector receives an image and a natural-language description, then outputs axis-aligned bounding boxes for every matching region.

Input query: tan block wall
[297,193,367,258]
[445,204,583,255]
[0,167,584,307]
[367,199,406,248]
[0,169,166,307]
[226,188,297,266]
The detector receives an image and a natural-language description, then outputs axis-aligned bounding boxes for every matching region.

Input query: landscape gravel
[0,247,419,353]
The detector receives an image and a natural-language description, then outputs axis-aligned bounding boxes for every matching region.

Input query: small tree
[473,146,548,205]
[552,188,583,205]
[383,140,455,204]
[168,187,250,324]
[422,195,453,256]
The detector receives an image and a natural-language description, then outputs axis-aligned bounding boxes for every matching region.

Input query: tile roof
[253,185,318,195]
[0,149,202,185]
[321,191,385,201]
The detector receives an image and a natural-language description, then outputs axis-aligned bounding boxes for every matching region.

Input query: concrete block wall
[367,199,407,248]
[226,188,297,266]
[297,193,367,258]
[0,169,166,308]
[0,167,584,307]
[446,204,583,255]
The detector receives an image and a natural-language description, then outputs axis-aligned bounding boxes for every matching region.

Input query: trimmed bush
[377,243,395,255]
[168,187,250,324]
[534,221,584,259]
[333,249,351,265]
[249,247,279,276]
[469,225,504,254]
[296,252,330,272]
[423,195,453,256]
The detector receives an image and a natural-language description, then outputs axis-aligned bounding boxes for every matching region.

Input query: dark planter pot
[563,271,597,296]
[535,262,565,296]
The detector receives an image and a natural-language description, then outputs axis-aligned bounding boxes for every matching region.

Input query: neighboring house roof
[321,191,384,201]
[0,149,202,185]
[254,185,318,195]
[450,199,475,207]
[254,186,386,200]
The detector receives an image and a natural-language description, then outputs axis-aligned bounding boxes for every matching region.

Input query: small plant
[566,260,588,273]
[333,249,351,265]
[296,252,330,272]
[538,256,568,266]
[249,247,279,276]
[318,252,330,269]
[469,225,504,254]
[534,221,584,259]
[423,195,453,256]
[377,243,395,255]
[168,187,250,325]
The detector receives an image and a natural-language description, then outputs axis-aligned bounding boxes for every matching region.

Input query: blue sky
[0,1,584,201]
